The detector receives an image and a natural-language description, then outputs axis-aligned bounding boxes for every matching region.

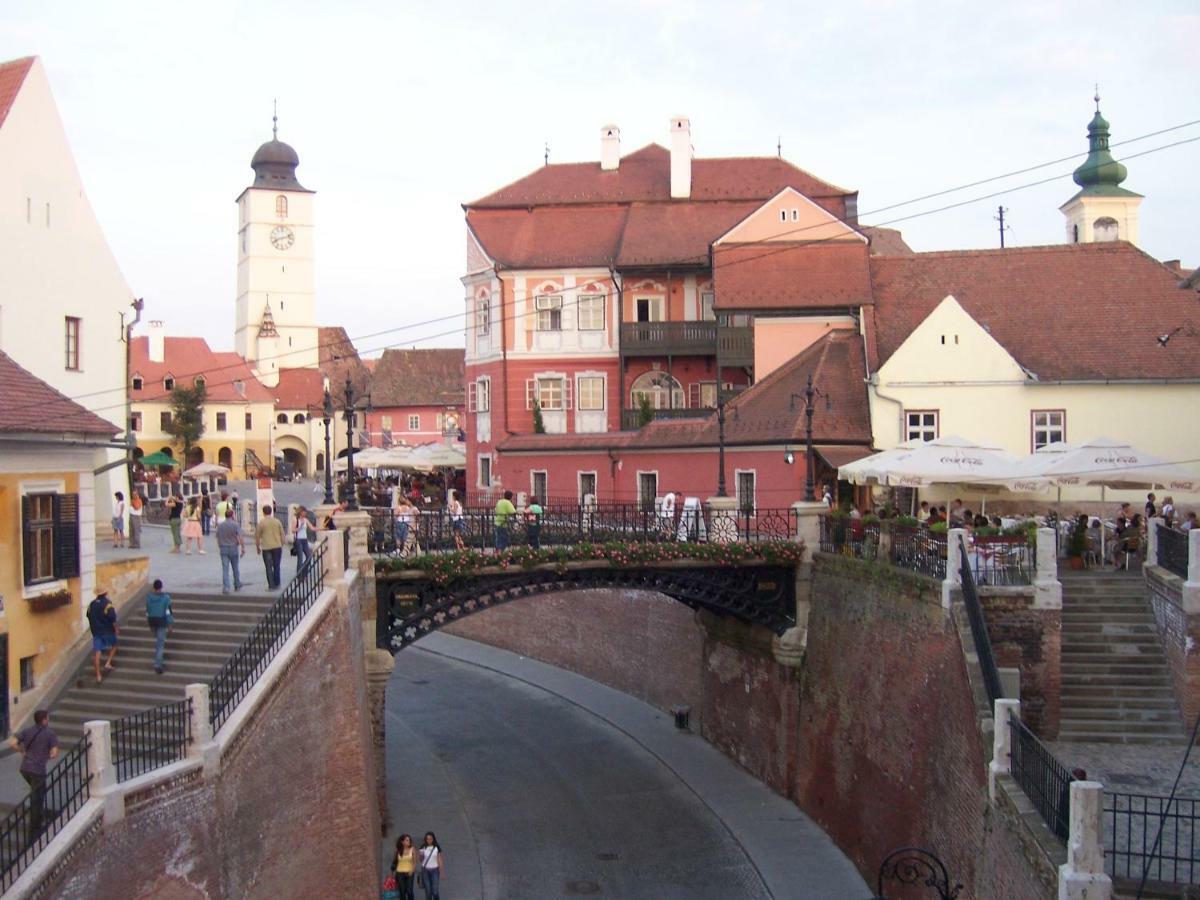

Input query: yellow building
[0,351,124,734]
[129,326,275,478]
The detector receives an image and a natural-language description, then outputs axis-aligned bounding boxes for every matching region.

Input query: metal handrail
[1158,524,1189,579]
[112,698,193,783]
[959,536,1004,707]
[1010,711,1075,840]
[1105,791,1200,886]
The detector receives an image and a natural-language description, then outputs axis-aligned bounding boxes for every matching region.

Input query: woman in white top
[447,489,465,551]
[418,832,443,900]
[111,492,127,548]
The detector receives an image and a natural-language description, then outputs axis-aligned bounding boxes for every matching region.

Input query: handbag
[381,874,400,900]
[289,544,298,556]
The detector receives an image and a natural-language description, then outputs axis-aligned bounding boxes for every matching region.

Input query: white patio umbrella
[1023,437,1200,492]
[183,462,230,478]
[837,438,927,485]
[333,446,390,471]
[408,443,466,469]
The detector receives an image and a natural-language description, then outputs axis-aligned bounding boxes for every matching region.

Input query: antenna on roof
[272,98,278,140]
[544,141,550,166]
[995,205,1010,248]
[776,135,781,158]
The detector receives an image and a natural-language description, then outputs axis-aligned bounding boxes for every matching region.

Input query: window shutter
[21,495,34,585]
[688,383,700,408]
[468,382,477,412]
[525,379,535,410]
[52,493,80,580]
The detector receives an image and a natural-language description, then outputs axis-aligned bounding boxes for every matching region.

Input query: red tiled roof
[318,326,372,397]
[468,144,851,209]
[0,351,118,436]
[862,227,912,255]
[870,242,1200,380]
[130,337,274,403]
[273,367,325,411]
[467,207,627,269]
[712,242,874,311]
[369,348,465,408]
[0,57,34,131]
[616,201,761,267]
[498,331,872,453]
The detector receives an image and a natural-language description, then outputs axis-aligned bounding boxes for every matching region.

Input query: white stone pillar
[1058,780,1112,900]
[84,719,123,824]
[1035,527,1063,609]
[942,528,965,609]
[1146,517,1164,568]
[334,508,372,568]
[1183,528,1200,614]
[704,495,739,545]
[773,501,829,668]
[989,698,1020,802]
[186,683,212,749]
[320,529,345,582]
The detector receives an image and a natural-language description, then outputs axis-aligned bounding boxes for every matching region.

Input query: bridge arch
[376,562,796,653]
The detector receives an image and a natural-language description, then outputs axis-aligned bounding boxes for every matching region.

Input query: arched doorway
[274,434,309,476]
[186,447,204,466]
[218,447,232,469]
[629,371,685,410]
[159,447,174,458]
[315,452,325,472]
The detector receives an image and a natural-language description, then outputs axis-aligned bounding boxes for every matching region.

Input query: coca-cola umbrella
[1021,437,1199,492]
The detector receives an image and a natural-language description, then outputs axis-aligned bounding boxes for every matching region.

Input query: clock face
[270,225,295,251]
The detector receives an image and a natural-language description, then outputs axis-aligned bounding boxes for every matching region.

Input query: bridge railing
[367,505,798,556]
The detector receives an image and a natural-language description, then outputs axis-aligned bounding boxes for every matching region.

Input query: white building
[0,56,134,530]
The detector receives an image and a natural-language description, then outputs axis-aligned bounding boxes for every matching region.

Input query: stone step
[1058,717,1185,734]
[1062,664,1171,678]
[1062,685,1179,699]
[1059,695,1179,710]
[1062,673,1174,686]
[1054,731,1184,746]
[1060,709,1181,724]
[1062,635,1164,647]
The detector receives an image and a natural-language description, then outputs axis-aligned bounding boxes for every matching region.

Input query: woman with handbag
[418,832,443,900]
[182,498,205,555]
[391,834,417,900]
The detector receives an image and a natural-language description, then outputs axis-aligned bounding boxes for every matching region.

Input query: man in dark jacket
[87,590,118,682]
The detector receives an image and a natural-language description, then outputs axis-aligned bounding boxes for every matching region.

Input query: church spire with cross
[1059,89,1142,248]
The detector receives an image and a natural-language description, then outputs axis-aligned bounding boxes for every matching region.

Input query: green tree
[635,392,654,428]
[166,383,206,463]
[531,399,546,434]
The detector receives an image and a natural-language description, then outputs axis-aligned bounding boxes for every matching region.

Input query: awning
[815,445,874,469]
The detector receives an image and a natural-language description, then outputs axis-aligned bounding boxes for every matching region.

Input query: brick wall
[42,580,380,899]
[980,589,1061,738]
[1146,567,1200,724]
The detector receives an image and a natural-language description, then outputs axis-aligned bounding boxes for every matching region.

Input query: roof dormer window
[194,375,206,389]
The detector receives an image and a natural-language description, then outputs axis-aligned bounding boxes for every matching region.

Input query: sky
[4,1,1198,357]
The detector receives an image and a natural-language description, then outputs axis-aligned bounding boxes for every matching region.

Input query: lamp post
[341,375,360,511]
[321,388,335,505]
[790,374,829,503]
[715,393,728,497]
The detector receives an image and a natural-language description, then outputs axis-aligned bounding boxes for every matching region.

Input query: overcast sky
[4,1,1198,356]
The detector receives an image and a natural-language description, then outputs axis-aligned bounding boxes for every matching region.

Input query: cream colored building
[0,56,134,529]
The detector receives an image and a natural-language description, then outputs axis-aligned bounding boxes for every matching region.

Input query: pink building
[365,348,464,448]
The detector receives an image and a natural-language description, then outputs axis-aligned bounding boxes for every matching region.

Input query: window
[1032,410,1066,451]
[635,297,663,323]
[130,412,142,432]
[471,378,491,413]
[408,414,420,431]
[164,376,175,391]
[577,376,605,411]
[160,411,172,431]
[578,295,605,331]
[64,317,80,370]
[630,371,684,410]
[905,410,938,442]
[736,470,756,514]
[637,472,658,513]
[1093,216,1119,242]
[276,413,288,425]
[579,472,597,503]
[275,195,288,218]
[381,415,393,431]
[132,375,143,391]
[689,381,717,409]
[536,295,562,331]
[21,492,79,585]
[476,297,490,335]
[700,292,715,322]
[293,413,305,424]
[194,375,206,389]
[216,412,227,431]
[531,470,548,501]
[20,656,35,692]
[245,412,253,429]
[534,377,565,410]
[478,455,492,488]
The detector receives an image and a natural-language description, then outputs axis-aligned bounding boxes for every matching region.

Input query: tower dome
[1071,101,1129,195]
[249,112,308,191]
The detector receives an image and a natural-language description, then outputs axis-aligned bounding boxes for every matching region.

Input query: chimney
[148,320,165,364]
[600,124,620,171]
[669,116,691,199]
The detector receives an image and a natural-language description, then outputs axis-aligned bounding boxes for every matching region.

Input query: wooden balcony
[619,322,753,366]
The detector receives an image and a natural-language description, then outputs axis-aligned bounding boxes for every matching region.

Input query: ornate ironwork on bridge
[376,561,797,653]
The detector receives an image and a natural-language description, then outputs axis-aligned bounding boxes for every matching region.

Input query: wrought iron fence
[889,524,947,580]
[111,699,192,783]
[968,536,1034,586]
[959,537,1004,708]
[818,515,881,560]
[368,505,796,556]
[1158,524,1189,580]
[1104,791,1200,886]
[209,539,328,733]
[1009,711,1075,841]
[0,735,91,892]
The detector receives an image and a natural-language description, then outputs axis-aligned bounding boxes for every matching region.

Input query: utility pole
[995,205,1010,248]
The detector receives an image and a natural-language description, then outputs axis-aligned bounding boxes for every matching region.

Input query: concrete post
[84,719,123,824]
[989,698,1020,802]
[320,529,345,582]
[334,508,372,568]
[704,495,739,544]
[1058,781,1112,900]
[1184,529,1200,614]
[1035,527,1063,610]
[773,501,828,668]
[186,683,212,748]
[942,528,965,609]
[1146,516,1163,568]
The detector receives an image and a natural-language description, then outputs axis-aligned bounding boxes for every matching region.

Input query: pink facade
[367,403,462,447]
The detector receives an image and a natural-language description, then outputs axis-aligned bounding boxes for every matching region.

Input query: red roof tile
[0,351,118,436]
[369,348,465,408]
[273,367,325,411]
[713,242,874,311]
[130,337,274,403]
[870,242,1200,381]
[616,201,761,267]
[469,144,851,209]
[861,226,912,255]
[467,207,627,269]
[0,57,34,131]
[318,326,373,397]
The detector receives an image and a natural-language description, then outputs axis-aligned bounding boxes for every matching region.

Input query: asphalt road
[382,635,868,899]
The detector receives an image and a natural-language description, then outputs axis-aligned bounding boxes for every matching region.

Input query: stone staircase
[44,592,275,749]
[1059,572,1186,745]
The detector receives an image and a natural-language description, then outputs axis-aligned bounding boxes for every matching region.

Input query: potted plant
[1067,519,1088,570]
[28,587,73,613]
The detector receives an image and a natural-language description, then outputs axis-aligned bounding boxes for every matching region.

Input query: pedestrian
[1145,492,1157,520]
[526,494,543,549]
[392,834,418,900]
[658,489,677,538]
[493,490,516,552]
[216,507,245,594]
[128,490,144,549]
[183,497,205,555]
[87,590,118,683]
[447,489,466,551]
[7,710,59,837]
[145,578,174,674]
[200,488,212,536]
[1162,495,1176,526]
[418,832,443,900]
[215,490,230,522]
[292,505,313,573]
[111,491,126,548]
[166,493,183,553]
[255,504,285,589]
[230,490,240,514]
[322,499,347,531]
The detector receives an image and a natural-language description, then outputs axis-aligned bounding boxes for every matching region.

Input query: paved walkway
[385,633,868,899]
[1047,739,1200,797]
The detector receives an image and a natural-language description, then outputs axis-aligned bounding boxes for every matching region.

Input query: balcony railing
[619,322,753,363]
[620,407,713,430]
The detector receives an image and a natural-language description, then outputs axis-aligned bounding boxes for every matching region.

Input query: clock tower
[234,116,318,382]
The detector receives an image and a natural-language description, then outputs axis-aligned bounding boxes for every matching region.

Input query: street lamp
[321,388,335,505]
[340,374,361,511]
[790,374,831,503]
[715,393,728,497]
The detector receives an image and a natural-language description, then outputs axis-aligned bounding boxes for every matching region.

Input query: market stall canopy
[183,462,230,477]
[139,451,180,467]
[1020,437,1199,491]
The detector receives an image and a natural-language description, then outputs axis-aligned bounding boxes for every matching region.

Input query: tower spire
[272,99,278,140]
[1071,92,1127,192]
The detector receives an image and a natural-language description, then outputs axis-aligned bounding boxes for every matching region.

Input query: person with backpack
[526,495,544,550]
[145,578,174,674]
[87,590,119,683]
[7,709,59,837]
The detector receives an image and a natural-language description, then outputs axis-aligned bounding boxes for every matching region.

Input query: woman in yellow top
[392,833,417,900]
